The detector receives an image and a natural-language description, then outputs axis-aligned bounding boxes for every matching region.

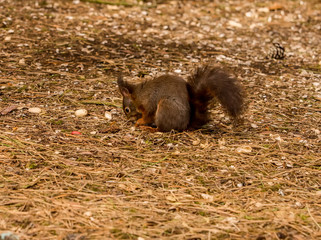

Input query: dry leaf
[166,195,176,202]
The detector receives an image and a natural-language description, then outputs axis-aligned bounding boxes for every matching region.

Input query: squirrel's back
[133,75,189,113]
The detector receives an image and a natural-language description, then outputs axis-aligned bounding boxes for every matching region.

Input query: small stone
[228,20,242,28]
[75,109,88,117]
[201,193,214,201]
[28,107,42,114]
[258,7,269,13]
[236,146,252,153]
[270,134,283,142]
[278,189,285,196]
[104,111,112,120]
[255,202,263,208]
[19,58,26,65]
[245,11,253,17]
[192,139,200,145]
[295,201,302,207]
[84,211,92,217]
[146,168,157,174]
[251,123,258,128]
[167,143,174,148]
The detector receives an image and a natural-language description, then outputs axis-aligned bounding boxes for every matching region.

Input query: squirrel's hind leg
[155,98,190,132]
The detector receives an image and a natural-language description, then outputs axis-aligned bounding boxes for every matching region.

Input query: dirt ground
[0,0,320,239]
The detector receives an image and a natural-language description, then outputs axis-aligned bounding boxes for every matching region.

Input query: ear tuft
[117,75,130,97]
[117,75,124,87]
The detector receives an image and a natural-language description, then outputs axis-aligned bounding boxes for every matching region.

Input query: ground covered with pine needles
[0,0,320,239]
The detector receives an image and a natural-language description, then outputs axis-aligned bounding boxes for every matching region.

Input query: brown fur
[117,66,245,132]
[187,66,244,128]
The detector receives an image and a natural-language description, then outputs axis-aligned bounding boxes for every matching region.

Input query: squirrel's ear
[119,86,130,97]
[117,75,130,97]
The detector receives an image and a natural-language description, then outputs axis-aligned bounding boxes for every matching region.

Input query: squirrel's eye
[125,107,130,113]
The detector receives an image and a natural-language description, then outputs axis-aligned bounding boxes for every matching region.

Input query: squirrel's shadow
[194,121,250,137]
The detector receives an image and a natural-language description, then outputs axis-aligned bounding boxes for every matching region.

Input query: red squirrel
[118,66,245,132]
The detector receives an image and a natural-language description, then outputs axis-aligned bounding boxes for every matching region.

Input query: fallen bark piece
[0,105,18,115]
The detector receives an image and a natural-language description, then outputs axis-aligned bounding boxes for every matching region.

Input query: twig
[306,204,321,230]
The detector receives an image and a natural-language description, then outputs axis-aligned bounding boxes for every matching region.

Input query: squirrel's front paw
[135,118,146,126]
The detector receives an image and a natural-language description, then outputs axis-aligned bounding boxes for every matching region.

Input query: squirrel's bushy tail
[187,66,245,127]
